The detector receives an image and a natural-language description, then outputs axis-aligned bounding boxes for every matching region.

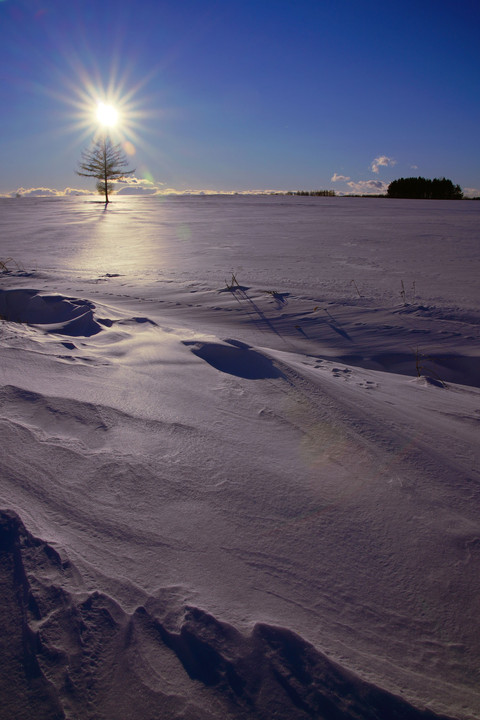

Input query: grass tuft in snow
[400,279,417,305]
[0,258,15,272]
[0,257,25,273]
[224,273,241,291]
[414,346,448,388]
[351,279,362,298]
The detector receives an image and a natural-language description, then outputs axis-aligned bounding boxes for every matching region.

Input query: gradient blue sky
[1,0,479,196]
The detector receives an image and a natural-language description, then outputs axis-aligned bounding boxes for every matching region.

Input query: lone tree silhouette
[77,137,134,203]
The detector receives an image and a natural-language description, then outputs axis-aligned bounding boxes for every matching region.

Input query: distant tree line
[286,190,336,197]
[387,177,463,200]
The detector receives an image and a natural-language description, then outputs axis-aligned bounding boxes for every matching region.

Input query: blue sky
[1,0,479,196]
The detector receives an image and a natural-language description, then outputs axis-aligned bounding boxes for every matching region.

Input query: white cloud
[19,187,61,197]
[4,187,92,198]
[331,173,350,182]
[116,184,285,196]
[113,176,218,196]
[115,176,155,187]
[370,155,396,174]
[463,187,480,198]
[410,165,418,170]
[116,185,158,195]
[347,180,388,195]
[115,176,158,195]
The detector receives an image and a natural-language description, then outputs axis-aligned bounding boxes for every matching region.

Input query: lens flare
[122,140,136,156]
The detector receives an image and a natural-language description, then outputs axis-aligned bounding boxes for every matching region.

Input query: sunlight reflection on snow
[70,198,168,274]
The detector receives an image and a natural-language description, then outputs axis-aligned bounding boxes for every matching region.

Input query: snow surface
[0,195,479,720]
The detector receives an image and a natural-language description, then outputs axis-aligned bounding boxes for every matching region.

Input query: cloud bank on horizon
[1,182,286,198]
[4,155,480,200]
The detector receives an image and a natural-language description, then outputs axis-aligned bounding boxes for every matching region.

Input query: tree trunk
[103,137,109,204]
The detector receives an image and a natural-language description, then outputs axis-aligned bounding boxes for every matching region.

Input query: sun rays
[66,74,144,149]
[50,53,163,169]
[27,23,168,192]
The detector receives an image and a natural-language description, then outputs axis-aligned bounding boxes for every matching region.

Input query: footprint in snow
[331,367,351,378]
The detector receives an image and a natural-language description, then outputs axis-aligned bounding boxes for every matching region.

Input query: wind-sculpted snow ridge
[0,288,103,336]
[0,509,457,720]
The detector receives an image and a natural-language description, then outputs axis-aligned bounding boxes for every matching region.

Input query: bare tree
[77,137,135,203]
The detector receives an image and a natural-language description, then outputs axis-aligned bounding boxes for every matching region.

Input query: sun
[60,65,159,159]
[96,102,119,127]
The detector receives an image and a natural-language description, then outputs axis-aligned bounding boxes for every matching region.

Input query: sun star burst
[96,102,119,127]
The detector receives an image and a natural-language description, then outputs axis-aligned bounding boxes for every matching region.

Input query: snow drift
[0,289,102,336]
[0,195,479,719]
[1,509,456,719]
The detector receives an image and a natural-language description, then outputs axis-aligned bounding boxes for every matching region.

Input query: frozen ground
[0,195,479,719]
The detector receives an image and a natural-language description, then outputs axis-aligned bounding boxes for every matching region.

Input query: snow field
[0,195,479,719]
